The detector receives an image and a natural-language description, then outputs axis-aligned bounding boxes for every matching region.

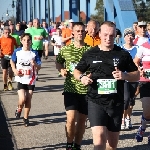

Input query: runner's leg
[91,126,107,150]
[24,90,33,119]
[106,130,120,150]
[74,112,87,145]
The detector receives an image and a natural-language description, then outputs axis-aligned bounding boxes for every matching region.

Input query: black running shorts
[140,82,150,98]
[88,100,124,132]
[17,82,35,91]
[37,50,43,58]
[1,57,11,69]
[63,92,88,115]
[124,82,138,110]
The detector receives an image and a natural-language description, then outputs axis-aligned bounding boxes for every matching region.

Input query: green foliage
[133,0,150,21]
[91,0,150,22]
[90,0,104,23]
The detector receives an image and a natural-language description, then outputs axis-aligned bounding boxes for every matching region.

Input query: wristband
[79,74,86,80]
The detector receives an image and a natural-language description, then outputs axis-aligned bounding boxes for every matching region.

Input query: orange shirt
[0,36,17,56]
[84,33,101,47]
[62,28,72,46]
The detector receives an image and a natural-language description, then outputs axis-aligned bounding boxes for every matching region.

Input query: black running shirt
[75,45,138,107]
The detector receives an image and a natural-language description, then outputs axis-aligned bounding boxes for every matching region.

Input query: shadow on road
[0,101,16,150]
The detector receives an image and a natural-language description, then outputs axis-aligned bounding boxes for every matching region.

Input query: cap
[123,27,135,37]
[138,21,147,26]
[69,19,74,23]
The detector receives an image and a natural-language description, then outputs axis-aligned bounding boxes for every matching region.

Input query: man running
[84,20,100,47]
[121,28,139,130]
[0,26,17,91]
[56,22,91,150]
[74,21,140,150]
[10,33,41,127]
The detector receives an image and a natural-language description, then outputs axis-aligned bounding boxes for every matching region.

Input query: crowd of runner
[0,18,150,150]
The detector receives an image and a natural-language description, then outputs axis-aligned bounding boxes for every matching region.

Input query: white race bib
[97,79,117,94]
[69,63,77,74]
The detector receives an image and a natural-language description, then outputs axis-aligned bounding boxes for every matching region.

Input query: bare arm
[74,69,93,85]
[62,36,72,43]
[55,61,67,77]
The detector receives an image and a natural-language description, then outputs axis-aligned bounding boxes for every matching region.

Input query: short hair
[72,22,85,28]
[20,33,32,41]
[4,26,10,31]
[100,21,116,32]
[133,22,138,25]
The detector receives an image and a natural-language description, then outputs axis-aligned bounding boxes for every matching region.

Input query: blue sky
[0,0,97,21]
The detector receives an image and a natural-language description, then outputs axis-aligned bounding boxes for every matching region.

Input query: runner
[51,28,63,77]
[9,24,21,47]
[25,18,48,80]
[74,21,139,150]
[0,26,17,91]
[133,21,148,45]
[10,33,41,127]
[134,32,150,144]
[62,19,74,46]
[121,28,139,130]
[56,22,91,150]
[25,18,48,59]
[84,20,100,46]
[42,21,50,60]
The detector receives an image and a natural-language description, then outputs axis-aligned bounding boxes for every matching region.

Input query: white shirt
[15,50,37,85]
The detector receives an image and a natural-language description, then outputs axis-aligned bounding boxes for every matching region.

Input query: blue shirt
[122,45,138,59]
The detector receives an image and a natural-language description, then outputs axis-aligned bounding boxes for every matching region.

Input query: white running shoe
[125,118,132,129]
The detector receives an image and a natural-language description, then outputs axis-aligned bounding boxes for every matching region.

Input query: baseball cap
[123,27,135,37]
[138,21,147,26]
[69,19,74,23]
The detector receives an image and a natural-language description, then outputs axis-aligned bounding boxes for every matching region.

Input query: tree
[90,0,104,23]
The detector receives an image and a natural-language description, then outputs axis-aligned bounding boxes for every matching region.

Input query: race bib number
[34,35,41,41]
[97,79,117,94]
[69,63,77,74]
[18,69,31,76]
[144,69,150,79]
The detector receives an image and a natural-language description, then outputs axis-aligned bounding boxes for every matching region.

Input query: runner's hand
[80,73,93,86]
[60,69,67,77]
[39,35,44,40]
[139,67,144,77]
[14,69,24,77]
[112,67,125,80]
[30,60,36,66]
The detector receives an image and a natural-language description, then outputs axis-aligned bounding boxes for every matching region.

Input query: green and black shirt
[56,43,91,94]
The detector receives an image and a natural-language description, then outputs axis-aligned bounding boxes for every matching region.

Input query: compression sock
[73,143,81,149]
[141,115,150,130]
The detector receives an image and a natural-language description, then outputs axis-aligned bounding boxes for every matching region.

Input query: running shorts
[1,57,11,69]
[88,100,124,132]
[124,82,138,110]
[17,82,35,91]
[63,92,88,115]
[139,82,150,98]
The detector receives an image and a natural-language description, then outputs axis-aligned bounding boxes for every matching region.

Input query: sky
[0,0,97,21]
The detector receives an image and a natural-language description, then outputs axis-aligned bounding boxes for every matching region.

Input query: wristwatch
[79,74,86,80]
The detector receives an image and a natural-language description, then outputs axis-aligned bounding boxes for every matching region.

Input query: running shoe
[148,135,150,145]
[121,119,125,130]
[3,84,8,91]
[45,56,48,60]
[125,118,132,129]
[15,108,22,118]
[23,118,29,127]
[8,81,13,91]
[135,126,145,142]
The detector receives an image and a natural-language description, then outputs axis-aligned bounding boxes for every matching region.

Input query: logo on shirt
[113,58,119,67]
[19,59,31,67]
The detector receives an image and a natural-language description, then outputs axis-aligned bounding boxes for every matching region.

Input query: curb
[0,93,18,150]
